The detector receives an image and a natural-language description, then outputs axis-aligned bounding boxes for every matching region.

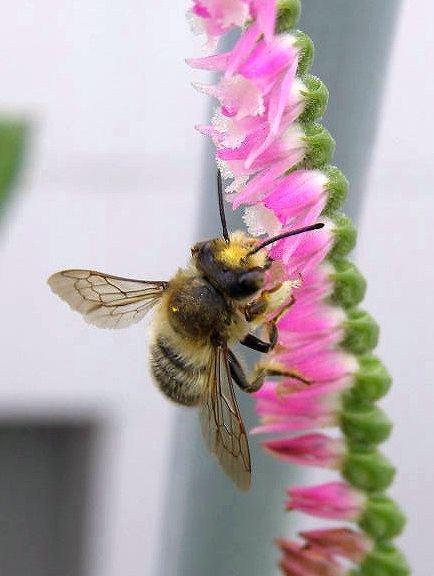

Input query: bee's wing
[199,344,251,492]
[47,269,167,329]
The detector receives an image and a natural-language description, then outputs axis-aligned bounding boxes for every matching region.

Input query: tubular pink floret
[299,528,374,562]
[277,540,350,576]
[263,170,328,223]
[273,350,357,384]
[252,381,347,433]
[262,433,346,468]
[286,481,367,521]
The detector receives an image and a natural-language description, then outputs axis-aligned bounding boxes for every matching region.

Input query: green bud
[340,398,393,444]
[352,355,392,402]
[341,309,379,355]
[322,165,349,215]
[293,31,314,75]
[298,75,329,123]
[358,495,407,540]
[327,213,357,259]
[342,447,396,492]
[329,258,367,309]
[275,0,301,33]
[300,123,335,169]
[360,544,410,576]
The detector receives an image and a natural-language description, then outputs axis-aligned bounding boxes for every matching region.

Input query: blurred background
[0,1,432,575]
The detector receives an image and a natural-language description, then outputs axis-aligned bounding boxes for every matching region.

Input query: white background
[0,1,432,575]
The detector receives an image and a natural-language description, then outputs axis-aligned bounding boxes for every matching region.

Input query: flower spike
[187,1,409,575]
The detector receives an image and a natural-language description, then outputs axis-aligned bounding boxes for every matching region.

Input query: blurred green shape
[0,118,28,218]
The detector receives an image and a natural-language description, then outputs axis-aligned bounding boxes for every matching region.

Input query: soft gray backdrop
[0,1,432,575]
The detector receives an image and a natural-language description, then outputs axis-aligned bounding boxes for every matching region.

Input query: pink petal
[254,379,346,405]
[266,55,298,136]
[262,433,346,468]
[299,528,374,562]
[190,0,251,40]
[197,75,264,118]
[286,481,367,521]
[274,350,357,384]
[250,0,276,41]
[251,413,337,434]
[264,170,328,223]
[277,540,349,576]
[277,301,344,334]
[231,159,290,206]
[225,20,262,78]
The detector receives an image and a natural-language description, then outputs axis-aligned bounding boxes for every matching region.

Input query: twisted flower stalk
[187,1,409,574]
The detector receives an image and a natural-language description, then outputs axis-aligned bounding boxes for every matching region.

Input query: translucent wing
[199,345,251,492]
[47,269,167,329]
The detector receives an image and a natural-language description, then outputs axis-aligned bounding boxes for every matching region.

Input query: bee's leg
[241,295,296,353]
[227,348,251,390]
[228,349,310,393]
[240,324,277,353]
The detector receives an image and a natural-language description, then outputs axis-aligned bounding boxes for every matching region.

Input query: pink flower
[188,0,251,49]
[262,433,346,468]
[286,481,367,521]
[187,2,408,575]
[299,528,373,562]
[252,381,348,433]
[189,30,304,173]
[277,540,349,576]
[263,170,329,222]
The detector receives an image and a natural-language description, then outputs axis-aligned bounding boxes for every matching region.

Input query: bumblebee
[48,173,323,491]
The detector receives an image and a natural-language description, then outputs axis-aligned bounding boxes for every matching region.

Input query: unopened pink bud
[286,481,367,521]
[262,433,346,468]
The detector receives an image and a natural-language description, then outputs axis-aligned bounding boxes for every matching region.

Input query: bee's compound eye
[235,269,265,297]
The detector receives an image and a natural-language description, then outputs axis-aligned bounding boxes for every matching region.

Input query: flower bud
[360,543,410,576]
[342,447,396,492]
[275,0,302,33]
[301,123,335,168]
[322,165,349,215]
[340,397,393,444]
[341,309,380,355]
[352,355,392,401]
[330,259,367,309]
[294,30,314,75]
[299,75,329,122]
[358,495,406,540]
[328,214,357,259]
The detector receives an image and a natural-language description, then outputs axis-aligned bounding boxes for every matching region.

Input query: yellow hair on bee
[217,231,269,269]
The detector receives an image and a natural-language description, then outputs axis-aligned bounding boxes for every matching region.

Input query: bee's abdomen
[150,336,207,406]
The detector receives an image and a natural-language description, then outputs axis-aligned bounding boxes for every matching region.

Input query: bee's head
[194,169,324,299]
[191,231,271,299]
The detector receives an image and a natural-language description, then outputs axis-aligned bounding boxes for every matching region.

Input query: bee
[47,173,323,491]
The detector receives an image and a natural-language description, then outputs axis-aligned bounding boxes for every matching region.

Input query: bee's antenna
[217,170,230,243]
[248,223,325,256]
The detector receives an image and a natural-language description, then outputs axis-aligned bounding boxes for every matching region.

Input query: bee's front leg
[241,283,297,354]
[244,280,298,323]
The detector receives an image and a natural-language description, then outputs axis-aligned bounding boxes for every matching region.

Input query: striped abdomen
[149,335,209,406]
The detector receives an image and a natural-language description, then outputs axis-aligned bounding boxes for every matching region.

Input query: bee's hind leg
[227,348,310,394]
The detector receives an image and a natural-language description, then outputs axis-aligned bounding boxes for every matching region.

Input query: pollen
[220,244,247,266]
[172,306,179,313]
